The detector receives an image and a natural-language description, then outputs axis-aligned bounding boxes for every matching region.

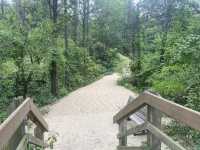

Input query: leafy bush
[90,42,118,70]
[150,65,187,99]
[123,32,200,147]
[64,40,104,90]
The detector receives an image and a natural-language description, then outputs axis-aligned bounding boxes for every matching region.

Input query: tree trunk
[64,0,68,52]
[16,0,26,25]
[130,3,141,68]
[50,60,58,96]
[50,0,58,96]
[72,0,79,43]
[64,0,69,88]
[47,0,53,19]
[134,6,141,70]
[52,0,58,23]
[159,0,173,64]
[160,31,168,64]
[86,0,89,46]
[82,0,86,46]
[127,0,133,55]
[1,0,4,16]
[82,0,90,47]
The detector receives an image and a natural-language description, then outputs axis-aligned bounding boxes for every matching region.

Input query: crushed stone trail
[45,74,145,150]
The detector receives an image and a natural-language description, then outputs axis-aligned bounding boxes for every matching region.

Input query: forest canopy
[0,0,122,121]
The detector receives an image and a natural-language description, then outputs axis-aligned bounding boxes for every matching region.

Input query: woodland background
[0,0,200,148]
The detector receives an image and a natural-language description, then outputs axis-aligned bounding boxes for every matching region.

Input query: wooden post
[7,121,26,150]
[118,119,127,146]
[147,105,162,150]
[16,135,29,150]
[34,126,44,140]
[34,126,45,149]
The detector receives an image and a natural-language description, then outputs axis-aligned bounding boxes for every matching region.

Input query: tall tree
[16,0,26,24]
[15,0,30,98]
[64,0,69,88]
[125,1,141,70]
[140,0,176,64]
[71,0,79,43]
[64,0,69,51]
[86,0,89,45]
[0,0,4,16]
[126,0,134,54]
[81,0,89,47]
[132,4,141,70]
[159,0,174,64]
[50,0,59,96]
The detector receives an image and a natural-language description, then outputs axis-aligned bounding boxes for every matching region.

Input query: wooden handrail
[0,98,48,149]
[114,91,200,150]
[27,134,48,147]
[114,91,200,131]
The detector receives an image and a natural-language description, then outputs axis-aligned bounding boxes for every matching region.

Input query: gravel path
[45,74,146,150]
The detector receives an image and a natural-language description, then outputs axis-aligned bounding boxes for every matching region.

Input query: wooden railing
[113,91,200,150]
[0,98,48,150]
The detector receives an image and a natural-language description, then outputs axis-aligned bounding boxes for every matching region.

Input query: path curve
[45,74,145,150]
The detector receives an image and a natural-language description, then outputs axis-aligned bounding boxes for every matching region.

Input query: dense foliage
[1,0,200,148]
[0,0,122,122]
[119,0,200,148]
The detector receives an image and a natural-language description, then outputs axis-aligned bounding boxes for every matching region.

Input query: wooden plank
[118,123,147,138]
[144,91,200,131]
[114,91,200,132]
[7,121,26,150]
[147,106,161,150]
[127,96,147,119]
[147,123,186,150]
[34,126,44,140]
[27,134,47,147]
[117,146,144,150]
[114,93,146,123]
[0,98,48,149]
[16,135,28,150]
[29,100,48,131]
[118,119,127,146]
[0,98,30,149]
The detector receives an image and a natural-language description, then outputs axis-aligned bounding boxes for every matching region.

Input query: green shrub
[90,42,118,70]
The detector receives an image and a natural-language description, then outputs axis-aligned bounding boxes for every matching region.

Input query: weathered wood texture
[113,91,200,150]
[118,123,147,138]
[127,96,146,125]
[16,135,28,150]
[0,98,48,149]
[114,91,200,131]
[118,119,127,146]
[117,146,144,150]
[16,134,47,150]
[146,123,185,150]
[27,134,47,147]
[147,106,161,150]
